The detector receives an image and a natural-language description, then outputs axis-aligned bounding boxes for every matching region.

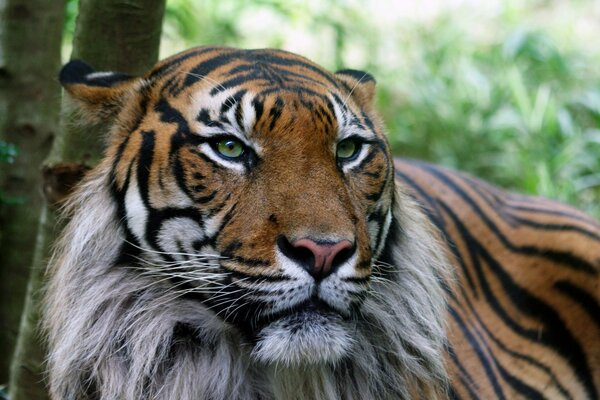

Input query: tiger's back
[396,159,600,399]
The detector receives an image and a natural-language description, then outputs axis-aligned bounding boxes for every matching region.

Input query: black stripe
[554,280,600,330]
[197,108,224,129]
[361,111,375,132]
[421,163,597,275]
[466,302,553,400]
[368,209,386,253]
[464,174,600,240]
[446,343,482,400]
[257,85,327,99]
[269,97,284,131]
[219,89,247,116]
[184,49,341,92]
[148,46,226,80]
[137,130,155,210]
[252,98,264,124]
[441,200,598,400]
[228,63,329,87]
[210,73,254,96]
[155,98,190,132]
[458,275,573,399]
[394,169,444,227]
[217,267,287,283]
[113,162,142,266]
[341,276,370,284]
[222,256,270,268]
[504,203,600,229]
[394,168,482,297]
[448,305,507,400]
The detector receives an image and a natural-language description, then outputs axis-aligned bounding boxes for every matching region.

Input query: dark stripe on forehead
[268,97,284,130]
[184,49,341,92]
[250,50,342,88]
[361,111,376,133]
[197,109,224,129]
[209,73,254,96]
[252,98,265,123]
[147,46,228,81]
[155,98,189,133]
[220,89,247,115]
[226,63,327,87]
[257,86,328,99]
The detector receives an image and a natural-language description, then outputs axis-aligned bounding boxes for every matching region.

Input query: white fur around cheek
[375,209,392,257]
[330,252,359,279]
[125,179,148,242]
[156,218,205,256]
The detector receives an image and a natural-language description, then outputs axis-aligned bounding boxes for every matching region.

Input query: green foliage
[378,17,600,218]
[160,1,600,218]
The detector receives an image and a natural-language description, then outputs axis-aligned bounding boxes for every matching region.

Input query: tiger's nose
[277,236,355,281]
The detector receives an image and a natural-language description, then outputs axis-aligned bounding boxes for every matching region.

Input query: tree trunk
[8,1,166,399]
[0,0,65,384]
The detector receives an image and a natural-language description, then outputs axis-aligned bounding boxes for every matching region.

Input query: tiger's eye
[217,138,244,159]
[337,139,359,160]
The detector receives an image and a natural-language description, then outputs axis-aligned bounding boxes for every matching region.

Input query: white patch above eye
[187,87,263,172]
[329,93,351,128]
[240,94,257,133]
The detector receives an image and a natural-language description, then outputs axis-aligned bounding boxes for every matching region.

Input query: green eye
[216,138,245,159]
[336,139,361,160]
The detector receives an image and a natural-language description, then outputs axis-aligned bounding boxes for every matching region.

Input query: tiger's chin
[250,308,354,366]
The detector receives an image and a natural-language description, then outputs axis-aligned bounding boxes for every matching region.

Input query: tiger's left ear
[334,69,376,109]
[59,60,142,124]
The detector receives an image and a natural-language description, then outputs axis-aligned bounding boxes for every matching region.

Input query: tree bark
[8,0,166,399]
[0,0,65,384]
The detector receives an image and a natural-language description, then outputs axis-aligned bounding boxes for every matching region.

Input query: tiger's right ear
[59,60,141,124]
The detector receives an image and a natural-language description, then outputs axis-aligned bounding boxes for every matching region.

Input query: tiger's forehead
[143,47,367,140]
[146,46,342,98]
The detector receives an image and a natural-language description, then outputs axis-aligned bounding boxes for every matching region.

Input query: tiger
[44,46,600,400]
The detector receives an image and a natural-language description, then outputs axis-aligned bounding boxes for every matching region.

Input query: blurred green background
[63,0,600,217]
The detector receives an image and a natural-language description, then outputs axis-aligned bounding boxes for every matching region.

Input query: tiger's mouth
[249,297,356,365]
[261,297,343,327]
[242,296,346,340]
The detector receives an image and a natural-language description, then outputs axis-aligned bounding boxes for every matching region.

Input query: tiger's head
[47,47,450,400]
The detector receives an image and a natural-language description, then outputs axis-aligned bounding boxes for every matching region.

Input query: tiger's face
[61,47,395,365]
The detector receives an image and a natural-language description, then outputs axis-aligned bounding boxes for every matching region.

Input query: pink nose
[291,238,354,280]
